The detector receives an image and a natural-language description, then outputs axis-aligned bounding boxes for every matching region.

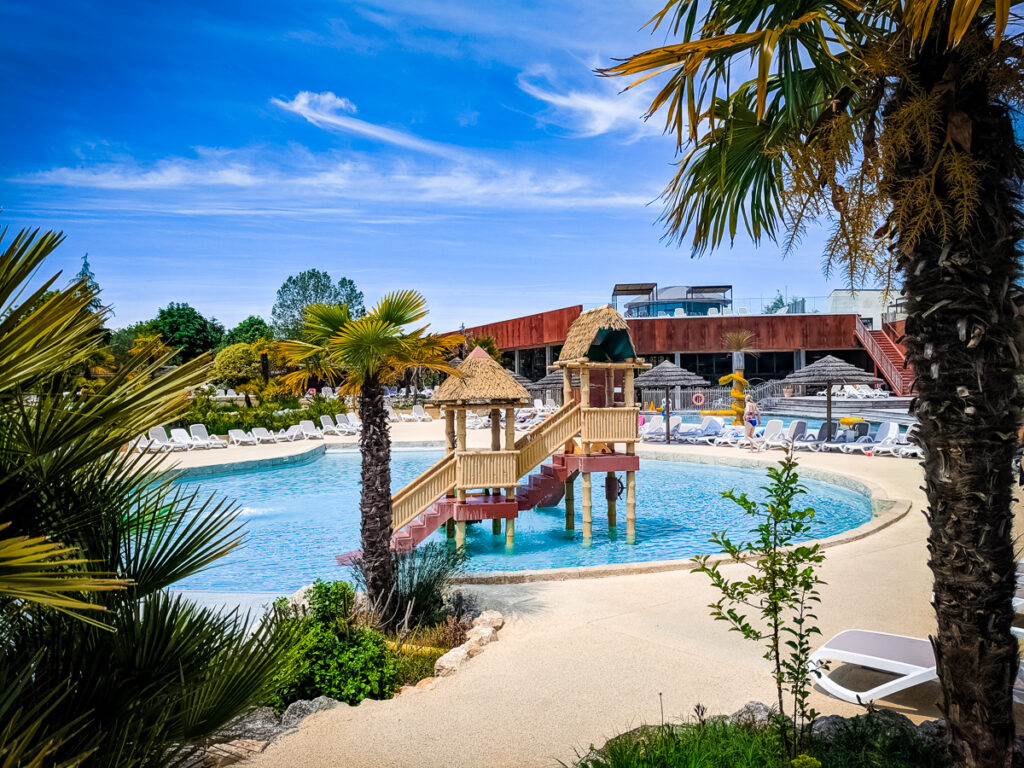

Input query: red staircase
[869,329,906,370]
[516,455,573,510]
[390,503,453,552]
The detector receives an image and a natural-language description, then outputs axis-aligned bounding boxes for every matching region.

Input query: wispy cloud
[271,91,465,158]
[516,67,663,140]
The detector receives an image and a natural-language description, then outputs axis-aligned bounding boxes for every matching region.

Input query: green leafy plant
[266,580,399,711]
[212,342,261,389]
[0,227,291,766]
[694,450,825,758]
[155,301,224,361]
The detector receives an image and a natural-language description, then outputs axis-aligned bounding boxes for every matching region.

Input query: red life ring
[691,392,705,406]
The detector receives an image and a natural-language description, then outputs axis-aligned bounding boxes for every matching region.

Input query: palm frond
[368,290,429,328]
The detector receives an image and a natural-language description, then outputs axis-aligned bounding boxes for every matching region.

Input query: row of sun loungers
[640,415,921,457]
[132,414,365,452]
[815,384,891,399]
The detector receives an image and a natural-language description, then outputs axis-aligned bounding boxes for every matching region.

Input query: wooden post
[446,519,455,539]
[626,470,636,541]
[580,367,591,454]
[492,518,502,535]
[564,475,575,531]
[505,518,515,546]
[504,407,515,450]
[581,471,592,538]
[490,408,501,451]
[563,368,572,406]
[606,471,617,528]
[455,521,466,550]
[625,366,635,407]
[580,367,591,408]
[456,409,467,504]
[604,369,612,409]
[445,408,456,452]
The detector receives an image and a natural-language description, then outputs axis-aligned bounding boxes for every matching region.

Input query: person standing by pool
[743,398,761,451]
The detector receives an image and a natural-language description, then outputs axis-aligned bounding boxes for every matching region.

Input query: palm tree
[280,293,462,614]
[602,4,1023,764]
[0,228,290,766]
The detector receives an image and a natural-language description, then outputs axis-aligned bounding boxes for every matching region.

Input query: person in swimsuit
[743,398,761,451]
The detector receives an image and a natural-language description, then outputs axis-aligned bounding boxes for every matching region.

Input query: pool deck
[172,421,1019,768]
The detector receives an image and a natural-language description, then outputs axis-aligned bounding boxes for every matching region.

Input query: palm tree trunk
[895,37,1023,768]
[359,374,394,615]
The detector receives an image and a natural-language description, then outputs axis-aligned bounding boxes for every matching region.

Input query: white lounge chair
[841,422,900,454]
[741,419,782,450]
[793,422,835,452]
[227,429,257,445]
[170,427,202,450]
[819,422,870,452]
[148,426,188,452]
[226,388,237,398]
[318,415,345,436]
[711,425,745,446]
[347,413,363,431]
[764,420,807,450]
[677,416,722,443]
[808,630,939,704]
[214,389,226,398]
[252,426,283,444]
[882,424,920,457]
[127,435,150,453]
[333,413,359,435]
[299,420,323,439]
[411,404,432,422]
[189,424,227,448]
[280,425,305,441]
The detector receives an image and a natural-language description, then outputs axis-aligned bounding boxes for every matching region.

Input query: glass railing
[617,296,832,319]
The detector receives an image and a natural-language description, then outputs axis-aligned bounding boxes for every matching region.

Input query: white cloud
[272,91,464,158]
[516,69,663,140]
[19,159,262,189]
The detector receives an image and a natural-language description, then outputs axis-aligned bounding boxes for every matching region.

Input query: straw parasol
[432,347,531,406]
[782,355,882,434]
[508,371,534,388]
[634,361,710,443]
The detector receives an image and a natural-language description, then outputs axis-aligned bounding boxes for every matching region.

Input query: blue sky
[2,0,840,332]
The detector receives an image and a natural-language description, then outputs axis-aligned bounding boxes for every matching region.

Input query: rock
[463,637,483,657]
[466,626,498,645]
[398,685,417,696]
[810,714,847,738]
[288,585,311,611]
[472,610,504,630]
[281,696,342,728]
[861,708,915,734]
[216,707,282,743]
[415,676,437,689]
[916,718,946,744]
[434,646,470,676]
[730,701,772,727]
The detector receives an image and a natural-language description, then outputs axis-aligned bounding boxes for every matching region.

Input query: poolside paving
[172,422,1018,768]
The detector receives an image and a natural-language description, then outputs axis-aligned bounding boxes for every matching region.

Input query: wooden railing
[456,451,519,490]
[515,403,582,478]
[582,406,639,445]
[854,316,909,395]
[391,451,456,532]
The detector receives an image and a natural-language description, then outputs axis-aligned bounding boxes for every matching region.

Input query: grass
[570,712,950,768]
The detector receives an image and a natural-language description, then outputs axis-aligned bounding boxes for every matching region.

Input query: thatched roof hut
[783,355,882,431]
[431,346,531,406]
[555,305,637,364]
[634,360,710,388]
[508,371,534,388]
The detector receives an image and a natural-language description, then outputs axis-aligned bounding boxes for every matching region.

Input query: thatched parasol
[634,361,710,443]
[432,347,531,406]
[508,371,534,388]
[783,355,881,434]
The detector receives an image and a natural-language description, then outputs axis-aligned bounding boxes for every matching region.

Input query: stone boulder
[466,626,498,645]
[216,707,283,743]
[434,645,470,677]
[472,610,504,630]
[729,701,772,727]
[281,696,342,728]
[810,714,847,738]
[916,718,946,745]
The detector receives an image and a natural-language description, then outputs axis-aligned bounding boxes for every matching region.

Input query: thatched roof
[634,360,710,388]
[431,346,531,405]
[527,371,580,391]
[556,305,637,364]
[508,371,534,387]
[783,355,882,385]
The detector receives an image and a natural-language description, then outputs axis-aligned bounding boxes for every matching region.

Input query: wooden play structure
[337,307,649,564]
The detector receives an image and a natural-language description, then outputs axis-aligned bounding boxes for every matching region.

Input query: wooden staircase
[516,455,575,510]
[336,403,584,563]
[853,317,913,395]
[869,330,906,369]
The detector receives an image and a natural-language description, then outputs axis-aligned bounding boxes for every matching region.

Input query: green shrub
[804,713,949,768]
[213,342,260,388]
[266,579,399,712]
[175,390,344,435]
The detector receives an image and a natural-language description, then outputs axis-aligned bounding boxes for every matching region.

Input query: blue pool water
[175,450,872,593]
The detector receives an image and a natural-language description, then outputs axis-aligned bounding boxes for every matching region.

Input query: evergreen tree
[73,253,103,313]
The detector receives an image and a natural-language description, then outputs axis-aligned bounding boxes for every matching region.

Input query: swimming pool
[174,449,872,593]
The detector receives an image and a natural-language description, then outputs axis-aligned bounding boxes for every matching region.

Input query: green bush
[266,580,399,712]
[805,713,948,768]
[213,342,260,388]
[175,391,344,435]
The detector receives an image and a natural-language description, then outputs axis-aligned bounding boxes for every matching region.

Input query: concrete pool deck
[163,421,1020,767]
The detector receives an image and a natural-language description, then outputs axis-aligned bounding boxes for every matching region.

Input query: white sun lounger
[280,425,305,441]
[319,415,345,436]
[148,426,189,451]
[676,416,719,441]
[841,422,900,454]
[808,630,939,704]
[227,428,257,445]
[764,420,806,450]
[252,427,283,443]
[711,425,745,446]
[169,427,203,450]
[333,413,359,435]
[299,419,323,439]
[742,419,782,450]
[411,404,432,422]
[190,424,228,448]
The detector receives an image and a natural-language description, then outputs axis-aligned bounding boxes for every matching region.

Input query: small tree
[155,302,224,361]
[272,269,365,339]
[73,253,103,313]
[213,343,261,389]
[694,450,825,758]
[764,293,786,314]
[224,315,273,346]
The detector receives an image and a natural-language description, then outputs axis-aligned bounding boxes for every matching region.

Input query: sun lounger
[170,427,203,450]
[764,420,806,450]
[878,424,919,457]
[252,426,283,444]
[792,422,835,451]
[808,630,939,704]
[742,419,782,450]
[710,425,745,446]
[818,422,869,452]
[334,413,359,434]
[411,404,432,422]
[147,426,188,451]
[299,419,323,439]
[644,415,682,443]
[227,428,257,445]
[226,389,237,398]
[189,424,227,448]
[841,422,900,454]
[127,435,150,453]
[680,417,724,444]
[319,415,346,436]
[279,425,305,441]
